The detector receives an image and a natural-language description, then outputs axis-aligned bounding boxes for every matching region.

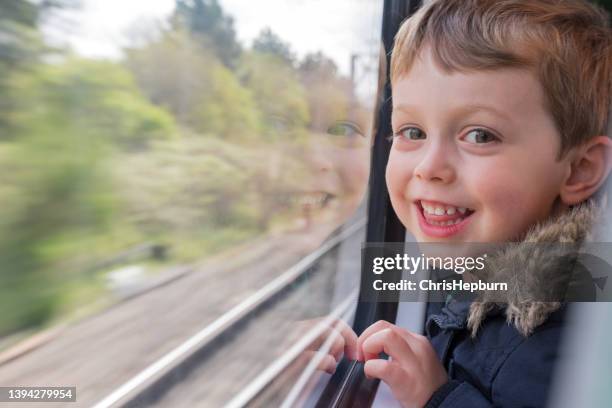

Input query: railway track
[93,219,366,408]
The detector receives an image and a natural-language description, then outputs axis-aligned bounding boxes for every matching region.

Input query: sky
[43,0,383,76]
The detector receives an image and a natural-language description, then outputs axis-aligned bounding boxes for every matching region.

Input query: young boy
[355,0,611,407]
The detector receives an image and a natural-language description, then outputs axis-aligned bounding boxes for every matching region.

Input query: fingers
[305,318,358,361]
[306,326,344,361]
[401,331,436,360]
[327,327,346,362]
[362,328,417,368]
[332,319,359,360]
[357,320,409,361]
[357,320,396,360]
[301,350,338,374]
[359,322,447,408]
[298,317,358,375]
[318,354,338,374]
[357,320,427,362]
[364,359,410,394]
[306,326,335,351]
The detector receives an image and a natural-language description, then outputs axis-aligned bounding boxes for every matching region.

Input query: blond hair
[391,0,611,156]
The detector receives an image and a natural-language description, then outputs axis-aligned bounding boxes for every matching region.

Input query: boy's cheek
[386,152,411,190]
[386,159,411,209]
[385,160,398,199]
[473,178,556,241]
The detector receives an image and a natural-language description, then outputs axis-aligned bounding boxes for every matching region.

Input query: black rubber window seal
[315,1,423,407]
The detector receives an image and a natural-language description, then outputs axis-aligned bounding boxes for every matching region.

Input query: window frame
[314,1,422,407]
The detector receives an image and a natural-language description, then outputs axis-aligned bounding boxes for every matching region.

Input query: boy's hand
[357,320,447,408]
[294,317,359,374]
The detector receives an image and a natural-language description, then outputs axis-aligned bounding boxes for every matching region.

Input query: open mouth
[291,191,335,209]
[415,199,475,237]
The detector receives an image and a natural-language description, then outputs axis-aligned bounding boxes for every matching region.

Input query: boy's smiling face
[387,47,572,243]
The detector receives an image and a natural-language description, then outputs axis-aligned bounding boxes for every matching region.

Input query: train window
[0,0,382,406]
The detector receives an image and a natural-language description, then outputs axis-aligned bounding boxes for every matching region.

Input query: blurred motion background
[0,0,375,338]
[0,0,381,406]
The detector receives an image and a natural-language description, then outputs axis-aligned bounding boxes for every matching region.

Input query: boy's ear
[560,135,612,206]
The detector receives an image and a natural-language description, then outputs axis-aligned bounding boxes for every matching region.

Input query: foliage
[0,1,44,137]
[0,0,79,136]
[125,31,260,141]
[0,102,113,336]
[114,137,257,233]
[172,0,241,68]
[298,52,353,132]
[252,27,295,65]
[0,140,111,334]
[29,58,176,150]
[191,63,262,140]
[239,51,310,138]
[0,0,364,337]
[0,57,175,335]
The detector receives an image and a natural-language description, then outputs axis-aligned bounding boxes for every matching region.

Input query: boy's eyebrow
[392,105,420,116]
[393,104,513,122]
[457,104,513,122]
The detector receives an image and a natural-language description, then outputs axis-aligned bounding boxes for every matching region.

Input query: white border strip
[93,219,365,408]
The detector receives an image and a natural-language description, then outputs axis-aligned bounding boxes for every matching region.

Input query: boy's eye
[463,129,498,144]
[327,121,364,138]
[397,127,426,141]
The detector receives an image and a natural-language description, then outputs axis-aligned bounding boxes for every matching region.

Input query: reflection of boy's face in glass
[386,47,573,243]
[301,122,371,217]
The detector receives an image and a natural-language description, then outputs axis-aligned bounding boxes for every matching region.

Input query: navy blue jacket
[423,300,566,408]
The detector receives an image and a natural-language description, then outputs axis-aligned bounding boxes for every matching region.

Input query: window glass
[0,0,382,406]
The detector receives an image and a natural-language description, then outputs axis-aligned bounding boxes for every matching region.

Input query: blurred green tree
[239,51,310,138]
[115,137,259,236]
[29,58,176,150]
[0,140,111,335]
[0,0,79,135]
[125,30,261,140]
[172,0,241,68]
[0,57,175,335]
[252,27,295,65]
[298,52,353,133]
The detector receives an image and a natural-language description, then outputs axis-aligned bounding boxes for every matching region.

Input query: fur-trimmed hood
[467,198,604,337]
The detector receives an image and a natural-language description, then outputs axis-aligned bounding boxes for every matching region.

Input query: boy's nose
[413,141,456,184]
[307,146,334,173]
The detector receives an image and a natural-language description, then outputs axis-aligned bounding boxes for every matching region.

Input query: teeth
[426,217,465,227]
[423,204,435,215]
[420,201,472,219]
[421,202,469,215]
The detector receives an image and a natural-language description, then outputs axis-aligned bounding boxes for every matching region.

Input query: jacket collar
[427,198,602,337]
[466,198,603,337]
